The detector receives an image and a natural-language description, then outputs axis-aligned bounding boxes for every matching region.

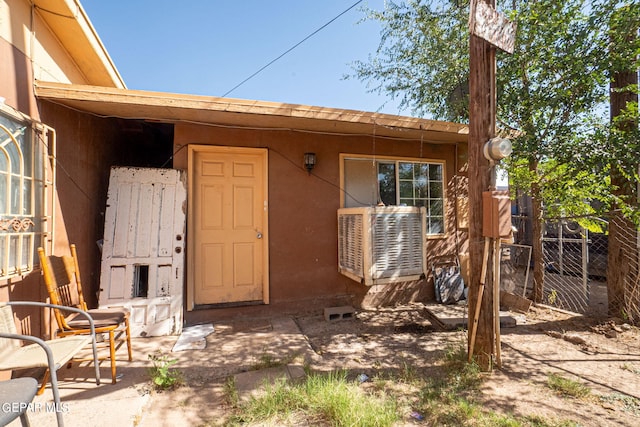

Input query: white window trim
[339,153,447,238]
[0,104,53,280]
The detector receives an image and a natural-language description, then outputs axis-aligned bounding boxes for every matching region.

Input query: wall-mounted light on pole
[304,152,317,174]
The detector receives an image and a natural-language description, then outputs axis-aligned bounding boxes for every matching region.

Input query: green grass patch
[223,376,238,406]
[223,342,578,427]
[414,343,577,427]
[420,342,482,404]
[546,373,591,399]
[225,370,398,426]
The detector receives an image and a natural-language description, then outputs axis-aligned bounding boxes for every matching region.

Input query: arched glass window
[0,111,41,278]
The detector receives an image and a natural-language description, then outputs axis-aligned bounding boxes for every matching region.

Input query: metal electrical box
[482,190,512,238]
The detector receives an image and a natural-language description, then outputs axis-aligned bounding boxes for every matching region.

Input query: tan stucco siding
[174,122,468,307]
[2,0,92,87]
[1,0,124,90]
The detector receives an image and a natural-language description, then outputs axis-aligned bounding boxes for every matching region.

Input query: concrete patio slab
[423,303,520,330]
[5,316,316,427]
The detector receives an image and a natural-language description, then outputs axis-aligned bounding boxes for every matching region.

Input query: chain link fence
[540,219,605,314]
[607,213,640,323]
[507,214,619,318]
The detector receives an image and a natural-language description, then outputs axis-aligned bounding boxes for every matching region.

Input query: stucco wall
[0,0,128,315]
[0,2,130,382]
[174,122,468,312]
[1,0,90,90]
[0,36,38,117]
[38,102,133,306]
[0,102,131,347]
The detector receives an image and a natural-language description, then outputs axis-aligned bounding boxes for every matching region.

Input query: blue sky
[81,0,406,116]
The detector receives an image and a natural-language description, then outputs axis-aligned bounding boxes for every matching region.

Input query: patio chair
[38,245,132,385]
[0,377,38,427]
[0,301,101,427]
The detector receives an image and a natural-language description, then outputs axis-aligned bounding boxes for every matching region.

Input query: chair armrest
[1,301,101,425]
[0,332,68,425]
[3,301,97,338]
[0,332,58,370]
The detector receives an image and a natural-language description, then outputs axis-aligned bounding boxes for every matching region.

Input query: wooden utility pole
[467,0,515,370]
[467,0,496,370]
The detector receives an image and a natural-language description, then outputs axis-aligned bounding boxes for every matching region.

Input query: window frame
[0,106,48,280]
[340,154,447,237]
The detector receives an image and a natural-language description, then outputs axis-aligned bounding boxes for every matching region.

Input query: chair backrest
[0,304,20,355]
[68,244,88,311]
[37,246,88,331]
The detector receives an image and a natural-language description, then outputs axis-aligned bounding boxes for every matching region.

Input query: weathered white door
[99,167,186,336]
[187,146,269,309]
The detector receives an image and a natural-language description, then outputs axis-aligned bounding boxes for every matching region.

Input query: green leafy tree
[350,1,470,122]
[351,0,627,305]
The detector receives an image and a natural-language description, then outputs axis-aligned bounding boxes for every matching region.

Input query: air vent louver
[338,206,426,286]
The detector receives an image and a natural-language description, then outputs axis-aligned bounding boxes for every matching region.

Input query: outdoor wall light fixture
[483,137,512,161]
[304,152,317,174]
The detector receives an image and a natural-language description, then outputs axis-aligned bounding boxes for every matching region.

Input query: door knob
[256,232,263,239]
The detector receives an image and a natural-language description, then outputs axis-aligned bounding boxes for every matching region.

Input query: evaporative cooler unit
[337,206,426,286]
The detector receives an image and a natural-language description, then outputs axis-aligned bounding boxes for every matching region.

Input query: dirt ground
[475,305,640,426]
[140,303,640,426]
[296,304,640,426]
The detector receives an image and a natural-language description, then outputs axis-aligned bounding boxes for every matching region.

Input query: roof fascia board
[33,0,125,88]
[34,81,469,142]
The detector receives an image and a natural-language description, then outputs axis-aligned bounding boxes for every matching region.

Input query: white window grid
[342,155,446,236]
[385,160,445,235]
[0,108,51,279]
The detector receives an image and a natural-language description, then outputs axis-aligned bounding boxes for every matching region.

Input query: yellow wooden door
[188,146,268,307]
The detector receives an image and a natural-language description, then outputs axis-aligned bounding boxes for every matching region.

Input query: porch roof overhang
[34,81,469,143]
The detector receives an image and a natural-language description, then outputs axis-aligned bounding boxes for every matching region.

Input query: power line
[222,0,364,98]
